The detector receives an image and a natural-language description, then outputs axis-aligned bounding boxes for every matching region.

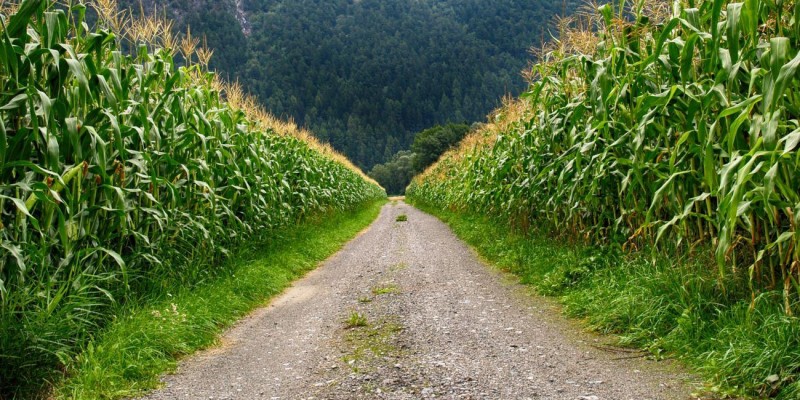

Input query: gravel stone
[140,202,697,399]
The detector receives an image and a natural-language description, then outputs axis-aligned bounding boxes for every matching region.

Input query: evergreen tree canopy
[118,0,583,169]
[369,123,470,195]
[411,124,471,173]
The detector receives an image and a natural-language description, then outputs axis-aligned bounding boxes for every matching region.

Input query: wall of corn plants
[409,0,799,313]
[0,0,384,394]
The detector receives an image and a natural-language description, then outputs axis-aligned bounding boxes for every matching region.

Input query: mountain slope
[118,0,583,169]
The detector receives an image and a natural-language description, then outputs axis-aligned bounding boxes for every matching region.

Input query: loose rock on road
[142,201,696,399]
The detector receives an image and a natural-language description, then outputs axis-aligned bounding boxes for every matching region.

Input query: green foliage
[345,312,369,328]
[0,1,383,397]
[368,151,415,195]
[411,124,471,173]
[418,205,800,399]
[369,123,470,194]
[410,0,800,309]
[57,200,383,399]
[119,0,587,169]
[395,215,407,222]
[372,283,400,295]
[409,0,800,396]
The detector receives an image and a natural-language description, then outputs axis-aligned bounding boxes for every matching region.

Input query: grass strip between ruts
[412,202,800,400]
[56,200,385,399]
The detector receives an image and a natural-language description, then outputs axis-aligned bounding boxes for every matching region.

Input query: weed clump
[371,284,400,295]
[345,312,369,328]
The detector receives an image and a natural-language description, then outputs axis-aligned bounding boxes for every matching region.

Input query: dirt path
[142,202,697,400]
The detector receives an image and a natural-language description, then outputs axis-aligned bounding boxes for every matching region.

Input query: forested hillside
[117,0,584,169]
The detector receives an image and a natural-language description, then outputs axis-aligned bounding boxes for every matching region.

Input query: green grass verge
[54,200,385,399]
[412,202,800,399]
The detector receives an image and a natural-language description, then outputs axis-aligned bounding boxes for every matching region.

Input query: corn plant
[410,3,800,395]
[0,0,384,395]
[410,0,799,315]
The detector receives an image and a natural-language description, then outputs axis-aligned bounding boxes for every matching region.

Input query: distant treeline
[369,124,471,195]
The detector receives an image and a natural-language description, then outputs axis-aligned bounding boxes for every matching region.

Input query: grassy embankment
[57,200,384,399]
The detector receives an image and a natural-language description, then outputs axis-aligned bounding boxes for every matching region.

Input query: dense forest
[370,124,470,194]
[118,0,584,169]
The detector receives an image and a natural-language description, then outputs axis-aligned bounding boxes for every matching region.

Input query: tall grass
[408,0,800,396]
[0,0,384,396]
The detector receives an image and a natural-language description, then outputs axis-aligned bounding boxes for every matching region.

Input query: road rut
[142,201,696,400]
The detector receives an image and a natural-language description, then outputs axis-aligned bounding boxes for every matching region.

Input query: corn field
[409,0,800,312]
[0,0,384,394]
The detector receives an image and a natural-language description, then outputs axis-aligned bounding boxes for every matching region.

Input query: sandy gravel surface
[141,201,698,400]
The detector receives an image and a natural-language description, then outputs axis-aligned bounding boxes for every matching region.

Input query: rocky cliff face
[234,0,250,35]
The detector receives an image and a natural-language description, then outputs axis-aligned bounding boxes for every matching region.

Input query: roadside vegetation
[408,0,800,397]
[0,0,384,397]
[59,201,383,399]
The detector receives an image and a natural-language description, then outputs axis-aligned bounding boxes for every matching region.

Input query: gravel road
[141,201,697,400]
